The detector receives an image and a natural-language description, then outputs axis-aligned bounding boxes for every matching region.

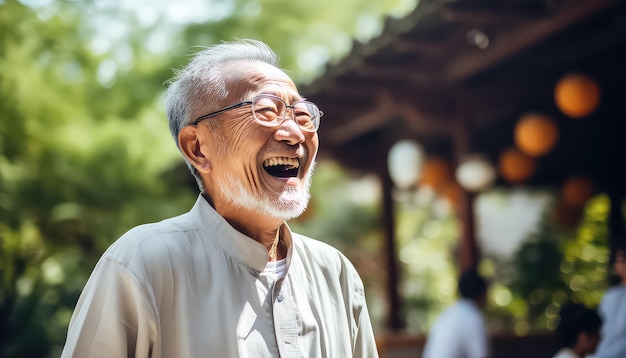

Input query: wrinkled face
[200,61,319,221]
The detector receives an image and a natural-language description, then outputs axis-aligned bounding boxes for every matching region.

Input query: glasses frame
[191,94,323,132]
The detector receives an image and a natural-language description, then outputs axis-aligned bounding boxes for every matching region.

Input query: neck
[268,230,285,261]
[229,219,286,261]
[201,193,287,260]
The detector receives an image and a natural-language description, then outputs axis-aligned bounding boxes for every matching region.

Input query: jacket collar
[190,194,293,272]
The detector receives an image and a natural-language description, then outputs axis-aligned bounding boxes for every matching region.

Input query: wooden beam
[444,0,617,82]
[326,107,394,145]
[357,64,438,84]
[325,91,396,145]
[392,39,446,56]
[441,6,546,25]
[396,101,454,135]
[326,84,379,99]
[324,89,459,145]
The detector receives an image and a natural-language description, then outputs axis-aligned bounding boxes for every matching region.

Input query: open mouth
[263,157,300,178]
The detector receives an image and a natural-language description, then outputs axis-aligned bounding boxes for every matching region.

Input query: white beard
[219,164,315,221]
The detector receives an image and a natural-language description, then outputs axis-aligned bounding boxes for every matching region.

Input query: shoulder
[601,285,626,304]
[292,233,365,292]
[102,212,199,268]
[446,300,484,326]
[606,284,626,295]
[292,234,356,272]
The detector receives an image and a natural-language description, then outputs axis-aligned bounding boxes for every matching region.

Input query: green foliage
[393,189,460,333]
[0,2,194,356]
[394,190,613,337]
[490,194,610,335]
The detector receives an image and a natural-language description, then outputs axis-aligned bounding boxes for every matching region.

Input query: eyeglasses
[192,94,323,132]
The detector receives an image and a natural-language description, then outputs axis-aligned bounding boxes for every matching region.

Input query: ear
[178,126,212,173]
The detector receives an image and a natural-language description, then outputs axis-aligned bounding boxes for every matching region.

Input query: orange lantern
[439,181,462,205]
[561,176,594,209]
[554,74,601,118]
[420,157,450,191]
[514,113,558,157]
[499,148,535,183]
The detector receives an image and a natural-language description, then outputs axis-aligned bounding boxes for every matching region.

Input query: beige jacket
[62,195,378,357]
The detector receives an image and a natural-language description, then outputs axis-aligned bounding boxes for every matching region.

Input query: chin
[270,191,310,220]
[221,174,311,221]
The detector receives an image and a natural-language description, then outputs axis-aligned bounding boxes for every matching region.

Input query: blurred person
[61,39,378,357]
[422,270,489,358]
[593,246,626,358]
[553,302,602,358]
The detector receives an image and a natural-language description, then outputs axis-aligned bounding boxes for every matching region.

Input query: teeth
[263,157,300,168]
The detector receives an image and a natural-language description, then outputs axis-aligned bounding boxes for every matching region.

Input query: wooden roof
[303,0,626,191]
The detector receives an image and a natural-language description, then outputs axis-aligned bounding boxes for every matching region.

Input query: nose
[273,114,305,145]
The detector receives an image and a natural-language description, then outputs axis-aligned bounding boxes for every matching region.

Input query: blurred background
[1,0,625,357]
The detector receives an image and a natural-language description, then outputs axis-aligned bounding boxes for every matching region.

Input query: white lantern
[387,139,425,189]
[455,154,496,192]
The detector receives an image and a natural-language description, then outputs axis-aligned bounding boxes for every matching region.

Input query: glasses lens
[293,102,319,131]
[252,95,320,131]
[252,96,285,123]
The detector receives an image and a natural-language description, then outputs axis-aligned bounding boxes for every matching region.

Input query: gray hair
[164,39,279,191]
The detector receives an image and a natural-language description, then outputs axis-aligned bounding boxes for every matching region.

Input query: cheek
[221,118,259,154]
[219,120,266,186]
[306,135,320,158]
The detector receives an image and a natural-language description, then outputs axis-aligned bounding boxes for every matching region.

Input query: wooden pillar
[381,167,403,330]
[453,101,480,272]
[459,191,479,272]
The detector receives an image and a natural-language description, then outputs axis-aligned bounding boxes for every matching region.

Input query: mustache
[264,143,309,162]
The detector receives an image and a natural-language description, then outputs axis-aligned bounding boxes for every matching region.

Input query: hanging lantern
[514,113,559,157]
[455,154,496,192]
[554,74,601,118]
[387,139,425,189]
[420,157,451,190]
[437,180,463,213]
[499,148,535,183]
[561,176,594,209]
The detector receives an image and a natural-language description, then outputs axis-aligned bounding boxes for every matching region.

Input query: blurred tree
[392,189,460,334]
[488,194,610,335]
[394,189,613,338]
[0,1,194,356]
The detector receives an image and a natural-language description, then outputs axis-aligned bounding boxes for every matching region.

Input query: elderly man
[61,39,378,357]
